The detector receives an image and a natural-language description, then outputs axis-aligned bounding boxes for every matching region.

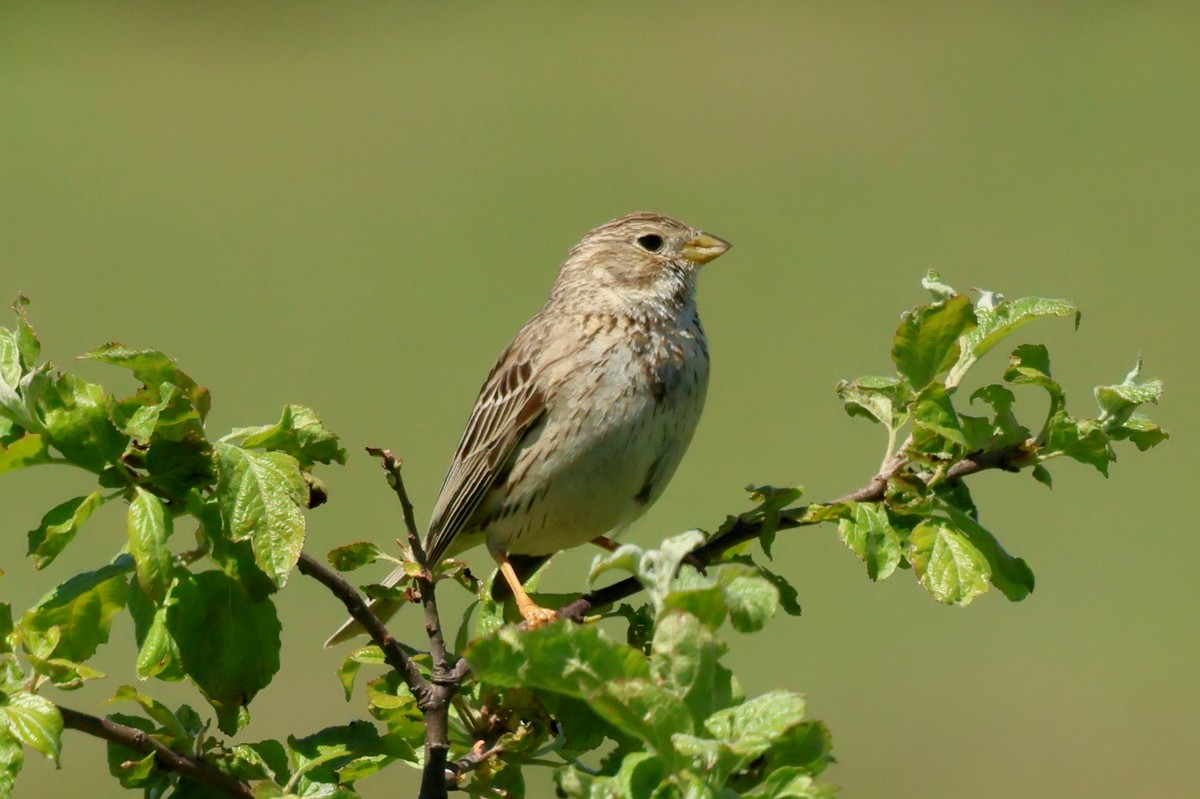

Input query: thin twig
[557,440,1034,620]
[366,447,453,676]
[446,740,504,790]
[58,706,255,799]
[367,446,468,799]
[296,553,431,701]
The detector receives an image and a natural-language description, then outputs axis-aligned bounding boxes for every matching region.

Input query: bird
[326,212,730,645]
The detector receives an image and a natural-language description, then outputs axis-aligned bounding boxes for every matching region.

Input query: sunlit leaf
[892,295,976,390]
[908,520,990,605]
[167,571,280,734]
[327,542,382,572]
[38,374,127,471]
[21,556,131,663]
[26,490,106,570]
[127,488,173,603]
[215,444,307,587]
[84,343,211,421]
[0,434,51,475]
[226,404,347,468]
[837,502,903,581]
[0,690,61,764]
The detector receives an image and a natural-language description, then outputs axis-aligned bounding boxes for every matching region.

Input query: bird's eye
[636,234,664,253]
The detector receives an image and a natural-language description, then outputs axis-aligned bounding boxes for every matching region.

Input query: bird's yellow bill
[680,232,732,264]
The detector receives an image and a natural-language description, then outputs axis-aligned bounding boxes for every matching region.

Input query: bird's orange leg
[590,535,619,552]
[488,541,558,628]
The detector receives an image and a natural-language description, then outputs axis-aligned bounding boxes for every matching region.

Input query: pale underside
[430,307,709,564]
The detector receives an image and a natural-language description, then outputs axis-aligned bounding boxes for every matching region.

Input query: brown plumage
[327,212,729,644]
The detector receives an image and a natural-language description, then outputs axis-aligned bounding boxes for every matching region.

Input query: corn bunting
[327,212,729,644]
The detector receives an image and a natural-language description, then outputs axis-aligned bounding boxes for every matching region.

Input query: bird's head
[549,212,731,317]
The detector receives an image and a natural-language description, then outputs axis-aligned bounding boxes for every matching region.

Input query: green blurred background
[1,3,1196,797]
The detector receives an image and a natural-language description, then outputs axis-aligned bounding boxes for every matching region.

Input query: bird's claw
[519,604,560,629]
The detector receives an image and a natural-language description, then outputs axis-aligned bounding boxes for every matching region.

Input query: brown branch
[366,447,453,676]
[557,440,1035,620]
[446,739,503,791]
[367,446,468,799]
[58,705,255,799]
[296,553,430,701]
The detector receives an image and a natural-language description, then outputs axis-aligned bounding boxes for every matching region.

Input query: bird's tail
[323,562,408,648]
[324,554,554,647]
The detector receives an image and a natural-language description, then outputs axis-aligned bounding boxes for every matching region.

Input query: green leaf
[959,295,1078,364]
[468,622,650,699]
[127,488,173,603]
[365,671,423,741]
[719,556,802,617]
[103,712,166,791]
[167,571,281,734]
[588,678,694,757]
[337,646,386,701]
[835,376,910,429]
[227,404,347,468]
[0,727,23,799]
[142,433,216,497]
[20,626,106,690]
[26,490,106,570]
[0,690,62,764]
[910,383,966,453]
[1095,357,1164,433]
[327,542,382,572]
[589,530,705,610]
[0,331,23,401]
[755,721,835,783]
[1112,413,1169,451]
[0,434,51,475]
[720,571,779,633]
[1031,463,1053,488]
[743,766,834,798]
[1044,412,1112,475]
[941,506,1035,602]
[10,297,40,372]
[706,690,805,747]
[837,502,903,581]
[0,605,12,656]
[113,383,178,444]
[84,343,211,421]
[38,373,127,470]
[21,556,131,662]
[651,611,729,723]
[908,520,990,605]
[685,691,812,782]
[964,384,1029,450]
[661,583,729,631]
[287,720,411,793]
[745,485,803,559]
[189,491,276,599]
[556,753,669,799]
[109,685,188,742]
[223,739,290,784]
[0,330,47,434]
[215,444,307,587]
[920,269,957,301]
[891,295,976,390]
[1004,344,1064,409]
[127,570,184,681]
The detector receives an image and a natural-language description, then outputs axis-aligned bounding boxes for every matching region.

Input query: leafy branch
[57,706,255,799]
[0,273,1166,799]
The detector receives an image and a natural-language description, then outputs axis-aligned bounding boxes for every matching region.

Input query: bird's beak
[680,232,732,264]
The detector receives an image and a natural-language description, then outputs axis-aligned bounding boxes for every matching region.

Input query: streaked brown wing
[424,339,546,565]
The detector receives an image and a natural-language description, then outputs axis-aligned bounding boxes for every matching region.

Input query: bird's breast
[477,315,709,556]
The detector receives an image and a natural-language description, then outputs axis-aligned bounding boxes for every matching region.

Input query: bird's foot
[518,602,560,629]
